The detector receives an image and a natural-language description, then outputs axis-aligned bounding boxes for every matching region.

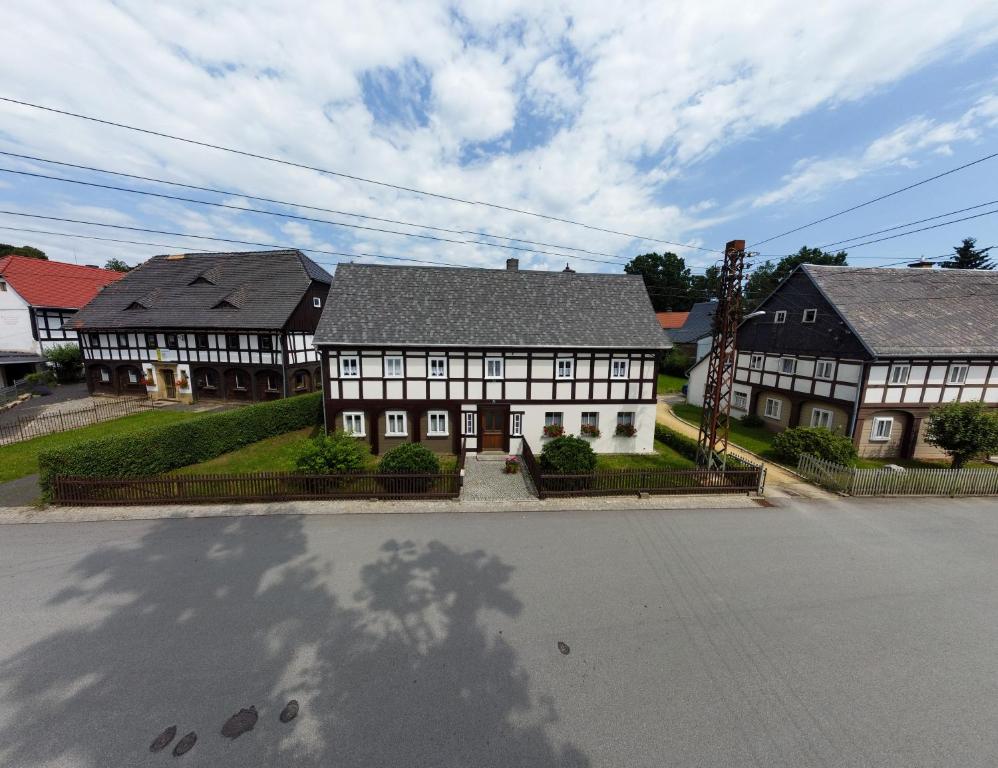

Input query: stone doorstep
[474,452,509,462]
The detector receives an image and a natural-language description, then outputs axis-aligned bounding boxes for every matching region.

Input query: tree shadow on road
[0,516,587,767]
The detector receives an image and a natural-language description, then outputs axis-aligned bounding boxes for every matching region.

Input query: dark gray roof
[804,264,998,356]
[71,250,331,330]
[314,264,669,349]
[669,300,717,343]
[0,350,44,364]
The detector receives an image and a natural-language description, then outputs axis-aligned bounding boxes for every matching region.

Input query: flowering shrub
[614,423,637,437]
[580,424,601,438]
[504,456,520,474]
[542,424,565,438]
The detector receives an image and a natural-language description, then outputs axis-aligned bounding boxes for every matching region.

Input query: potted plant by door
[504,456,520,474]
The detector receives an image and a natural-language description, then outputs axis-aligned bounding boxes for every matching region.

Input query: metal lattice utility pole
[696,239,747,470]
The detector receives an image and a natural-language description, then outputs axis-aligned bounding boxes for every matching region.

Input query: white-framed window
[889,364,910,385]
[611,360,628,378]
[233,371,247,390]
[463,412,476,435]
[815,360,834,380]
[616,411,635,427]
[384,356,404,378]
[774,310,787,324]
[486,357,504,379]
[802,309,817,323]
[427,411,448,436]
[764,397,783,420]
[810,408,833,429]
[779,358,796,375]
[99,367,111,383]
[750,354,764,370]
[429,357,447,378]
[733,391,748,410]
[556,358,574,379]
[510,413,523,436]
[544,412,563,427]
[265,373,280,392]
[343,412,365,436]
[581,412,599,428]
[312,296,322,308]
[386,411,407,436]
[871,416,893,442]
[127,369,140,384]
[340,356,359,378]
[947,364,968,384]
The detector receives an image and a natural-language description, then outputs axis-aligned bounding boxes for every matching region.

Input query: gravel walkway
[460,454,537,501]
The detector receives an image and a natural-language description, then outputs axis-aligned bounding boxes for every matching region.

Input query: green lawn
[596,440,695,470]
[854,457,992,470]
[173,429,460,474]
[0,409,200,484]
[657,373,686,395]
[671,402,777,457]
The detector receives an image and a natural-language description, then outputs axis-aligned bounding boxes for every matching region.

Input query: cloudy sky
[1,1,997,282]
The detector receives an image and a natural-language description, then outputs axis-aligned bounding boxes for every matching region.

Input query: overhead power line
[0,95,720,253]
[0,211,475,269]
[0,150,632,262]
[749,149,998,248]
[0,166,632,267]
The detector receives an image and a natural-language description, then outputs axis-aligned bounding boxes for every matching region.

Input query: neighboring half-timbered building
[689,264,998,460]
[313,259,669,455]
[0,255,124,386]
[71,250,330,403]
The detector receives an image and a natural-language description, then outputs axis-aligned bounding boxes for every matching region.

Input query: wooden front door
[480,407,505,452]
[162,369,177,399]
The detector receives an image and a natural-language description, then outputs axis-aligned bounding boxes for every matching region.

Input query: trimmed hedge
[539,435,597,474]
[39,393,322,498]
[654,423,753,469]
[772,426,857,466]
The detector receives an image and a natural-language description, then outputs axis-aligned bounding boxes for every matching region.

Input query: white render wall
[0,283,37,353]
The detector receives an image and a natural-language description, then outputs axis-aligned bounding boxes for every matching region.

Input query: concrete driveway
[1,497,997,767]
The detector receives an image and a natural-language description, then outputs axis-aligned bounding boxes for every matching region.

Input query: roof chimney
[907,257,935,269]
[506,258,519,271]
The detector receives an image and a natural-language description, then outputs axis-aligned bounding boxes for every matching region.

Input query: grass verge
[657,374,686,395]
[671,402,777,457]
[596,440,696,470]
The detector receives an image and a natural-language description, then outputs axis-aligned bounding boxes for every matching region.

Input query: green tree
[941,238,993,270]
[624,252,692,311]
[0,243,47,260]
[103,257,132,272]
[744,246,847,309]
[690,264,722,302]
[43,343,83,383]
[925,401,998,468]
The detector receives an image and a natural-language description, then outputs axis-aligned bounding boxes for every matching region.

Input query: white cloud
[752,93,998,208]
[0,0,995,271]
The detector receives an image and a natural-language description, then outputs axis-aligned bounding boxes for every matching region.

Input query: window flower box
[504,456,520,474]
[542,424,564,438]
[615,423,637,437]
[580,424,601,438]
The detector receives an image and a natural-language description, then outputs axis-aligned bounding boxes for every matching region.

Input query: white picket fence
[798,454,998,497]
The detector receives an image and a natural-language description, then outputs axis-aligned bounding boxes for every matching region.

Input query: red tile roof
[656,311,689,329]
[0,255,125,309]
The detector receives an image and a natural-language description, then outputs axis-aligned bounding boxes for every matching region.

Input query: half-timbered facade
[72,250,330,403]
[690,264,998,460]
[314,260,669,455]
[0,255,123,386]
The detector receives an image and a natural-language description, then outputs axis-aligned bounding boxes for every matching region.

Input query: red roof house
[656,311,690,330]
[0,255,124,309]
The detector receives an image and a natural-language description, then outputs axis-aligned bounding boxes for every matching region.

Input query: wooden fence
[520,439,764,498]
[798,454,998,496]
[51,470,463,505]
[0,397,149,445]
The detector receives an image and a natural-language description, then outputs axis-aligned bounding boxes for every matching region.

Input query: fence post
[756,465,766,495]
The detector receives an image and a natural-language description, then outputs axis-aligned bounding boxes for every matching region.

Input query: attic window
[190,275,215,286]
[214,299,238,310]
[313,296,322,308]
[802,309,817,323]
[0,280,6,292]
[125,301,147,311]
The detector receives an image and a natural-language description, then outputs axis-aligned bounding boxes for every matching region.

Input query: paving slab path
[656,396,834,499]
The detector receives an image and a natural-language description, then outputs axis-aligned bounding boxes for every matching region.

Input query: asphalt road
[1,498,997,767]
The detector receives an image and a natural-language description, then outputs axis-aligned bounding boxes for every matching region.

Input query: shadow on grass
[0,517,587,767]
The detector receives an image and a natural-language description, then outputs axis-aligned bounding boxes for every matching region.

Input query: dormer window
[125,301,146,311]
[214,299,238,310]
[189,275,214,285]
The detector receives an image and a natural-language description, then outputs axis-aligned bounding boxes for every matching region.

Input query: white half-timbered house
[689,264,998,460]
[314,259,669,455]
[72,250,330,403]
[0,255,123,386]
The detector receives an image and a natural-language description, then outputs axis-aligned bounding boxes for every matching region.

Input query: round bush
[772,426,857,466]
[378,442,440,474]
[539,435,597,474]
[295,430,369,474]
